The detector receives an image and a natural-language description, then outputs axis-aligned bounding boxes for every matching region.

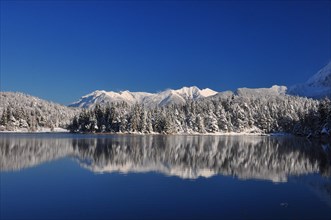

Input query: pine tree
[0,109,7,126]
[70,116,79,132]
[94,104,105,132]
[206,113,219,133]
[195,114,206,133]
[139,110,148,133]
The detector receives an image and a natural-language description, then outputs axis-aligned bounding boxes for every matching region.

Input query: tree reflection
[1,135,330,182]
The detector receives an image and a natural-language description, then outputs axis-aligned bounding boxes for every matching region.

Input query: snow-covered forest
[1,91,330,136]
[69,93,331,137]
[0,92,80,131]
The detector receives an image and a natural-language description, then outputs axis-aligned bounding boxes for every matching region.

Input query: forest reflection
[1,135,330,182]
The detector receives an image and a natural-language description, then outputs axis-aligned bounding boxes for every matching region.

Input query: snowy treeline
[1,91,330,136]
[0,92,80,131]
[69,93,331,136]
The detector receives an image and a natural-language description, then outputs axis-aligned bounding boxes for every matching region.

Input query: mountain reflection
[1,135,330,182]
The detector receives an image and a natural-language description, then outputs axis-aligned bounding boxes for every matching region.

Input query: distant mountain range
[1,61,330,111]
[69,86,218,108]
[69,85,290,109]
[70,61,331,108]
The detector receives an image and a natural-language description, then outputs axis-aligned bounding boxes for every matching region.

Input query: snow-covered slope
[208,85,287,101]
[236,85,287,97]
[70,85,291,109]
[70,86,218,108]
[69,90,154,108]
[288,61,331,99]
[0,92,80,131]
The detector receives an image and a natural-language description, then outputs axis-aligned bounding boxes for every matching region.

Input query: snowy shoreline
[0,127,69,133]
[0,129,290,136]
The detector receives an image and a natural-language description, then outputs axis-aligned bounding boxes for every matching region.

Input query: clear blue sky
[1,0,330,104]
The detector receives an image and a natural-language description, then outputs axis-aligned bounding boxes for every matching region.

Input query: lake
[0,133,330,219]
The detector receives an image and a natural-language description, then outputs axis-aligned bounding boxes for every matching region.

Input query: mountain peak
[200,88,218,97]
[288,61,331,99]
[175,86,217,98]
[83,90,106,98]
[306,61,331,87]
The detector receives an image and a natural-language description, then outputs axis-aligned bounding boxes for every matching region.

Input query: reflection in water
[1,135,330,182]
[2,135,331,219]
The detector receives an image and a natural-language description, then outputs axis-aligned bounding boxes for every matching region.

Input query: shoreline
[0,130,290,137]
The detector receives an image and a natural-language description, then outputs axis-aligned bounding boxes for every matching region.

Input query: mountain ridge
[70,60,330,108]
[69,86,218,108]
[70,84,292,108]
[288,61,331,98]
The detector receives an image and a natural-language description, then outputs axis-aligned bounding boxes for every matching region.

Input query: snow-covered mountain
[208,85,287,101]
[69,85,290,109]
[69,86,218,108]
[69,61,331,109]
[236,85,287,97]
[288,61,331,99]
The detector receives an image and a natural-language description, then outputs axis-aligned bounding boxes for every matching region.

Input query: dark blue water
[1,133,330,219]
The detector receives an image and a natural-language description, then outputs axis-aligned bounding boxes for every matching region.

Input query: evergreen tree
[0,109,7,126]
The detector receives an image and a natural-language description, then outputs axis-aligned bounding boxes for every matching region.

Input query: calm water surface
[0,133,330,219]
